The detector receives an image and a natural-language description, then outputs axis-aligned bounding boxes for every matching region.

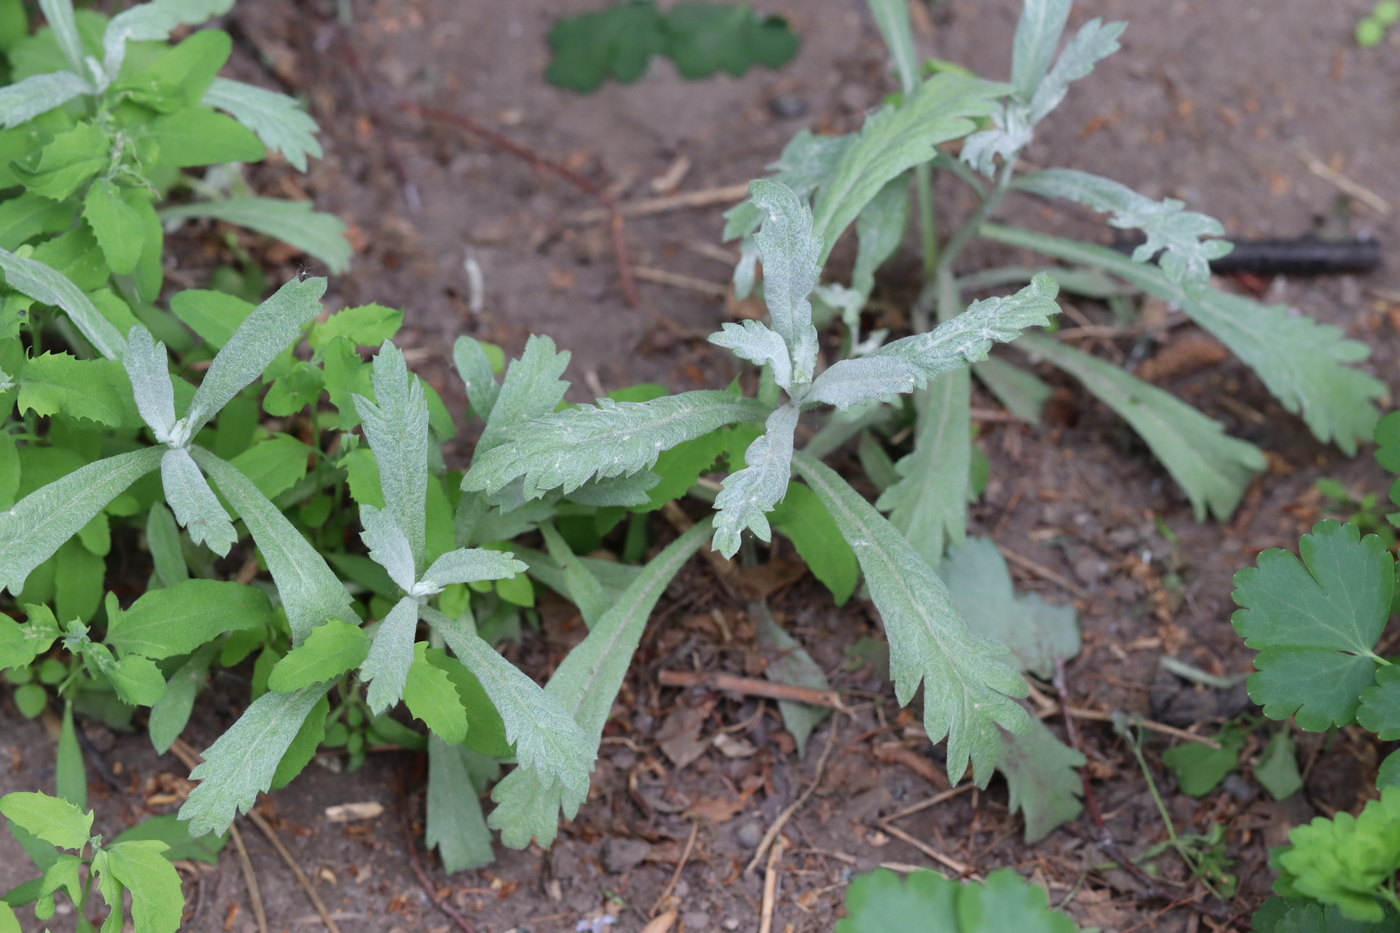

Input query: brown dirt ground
[4,0,1400,931]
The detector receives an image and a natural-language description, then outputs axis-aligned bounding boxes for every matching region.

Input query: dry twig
[998,545,1092,601]
[745,723,838,874]
[227,824,268,933]
[652,821,700,917]
[567,183,752,224]
[874,820,978,879]
[659,670,842,708]
[400,805,477,933]
[758,836,785,933]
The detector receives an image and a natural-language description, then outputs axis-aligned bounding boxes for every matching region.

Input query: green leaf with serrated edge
[488,518,712,848]
[37,853,83,916]
[17,353,132,427]
[160,197,350,273]
[544,0,667,92]
[973,356,1051,425]
[160,446,236,555]
[713,402,798,558]
[262,360,323,416]
[0,190,75,253]
[0,792,91,850]
[108,579,270,659]
[747,179,820,386]
[13,121,106,201]
[1233,521,1393,730]
[540,522,609,627]
[638,427,730,511]
[228,435,311,500]
[0,604,61,669]
[474,334,571,456]
[0,72,90,129]
[770,480,857,605]
[269,694,328,790]
[709,320,792,390]
[453,336,500,421]
[361,596,418,714]
[1020,332,1264,520]
[794,451,1028,786]
[105,839,184,933]
[148,643,217,754]
[83,642,166,706]
[811,74,1005,259]
[754,601,830,756]
[431,610,591,799]
[1276,786,1400,922]
[83,178,144,275]
[192,447,355,646]
[179,682,330,836]
[1162,720,1248,797]
[404,641,468,743]
[267,619,367,692]
[321,335,370,430]
[202,77,321,172]
[427,736,495,872]
[145,502,188,589]
[112,814,227,865]
[939,536,1080,679]
[998,714,1084,843]
[422,548,526,591]
[0,446,162,594]
[834,868,957,933]
[168,289,253,350]
[122,326,176,440]
[308,303,402,350]
[1010,0,1071,102]
[1360,666,1400,740]
[1016,169,1232,291]
[956,868,1081,933]
[181,277,326,444]
[1255,729,1304,801]
[983,224,1385,454]
[427,646,513,755]
[355,341,429,572]
[876,371,970,568]
[465,390,769,498]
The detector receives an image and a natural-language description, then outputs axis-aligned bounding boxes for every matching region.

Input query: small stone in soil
[683,911,711,930]
[736,821,764,849]
[767,92,809,119]
[601,837,651,874]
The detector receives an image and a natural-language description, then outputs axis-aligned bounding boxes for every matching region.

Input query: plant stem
[914,158,1017,331]
[915,163,938,281]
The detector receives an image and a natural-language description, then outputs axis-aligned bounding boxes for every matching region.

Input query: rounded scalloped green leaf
[1359,666,1400,740]
[834,868,956,933]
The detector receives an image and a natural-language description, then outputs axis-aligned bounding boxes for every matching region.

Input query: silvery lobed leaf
[0,448,163,594]
[192,447,356,646]
[421,548,526,591]
[180,683,330,837]
[464,390,769,498]
[712,403,799,559]
[805,355,926,411]
[202,77,322,172]
[0,73,91,129]
[872,273,1061,373]
[0,247,126,360]
[867,0,920,92]
[360,596,419,714]
[749,179,820,386]
[354,342,429,573]
[1014,169,1231,290]
[1009,0,1072,103]
[475,335,570,456]
[39,0,86,77]
[793,451,1029,786]
[452,336,501,421]
[565,471,659,508]
[722,129,853,243]
[489,519,713,848]
[708,320,792,390]
[1026,18,1126,124]
[103,0,233,80]
[960,101,1035,178]
[122,325,177,442]
[430,610,593,802]
[358,504,416,593]
[182,277,326,443]
[160,447,237,556]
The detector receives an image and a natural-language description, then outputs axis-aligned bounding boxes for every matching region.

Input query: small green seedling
[1358,0,1400,47]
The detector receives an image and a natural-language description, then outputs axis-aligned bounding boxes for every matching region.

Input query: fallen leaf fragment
[640,908,678,933]
[324,801,384,822]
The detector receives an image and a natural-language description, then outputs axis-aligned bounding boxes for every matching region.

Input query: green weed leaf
[355,341,429,572]
[404,641,468,743]
[1254,729,1304,801]
[228,434,311,499]
[307,303,402,350]
[17,352,133,427]
[1233,520,1393,730]
[770,480,857,605]
[108,579,270,659]
[1275,786,1400,922]
[1162,720,1248,797]
[664,3,798,79]
[0,246,126,360]
[160,446,236,554]
[82,179,145,275]
[168,289,252,350]
[546,0,667,92]
[0,604,61,669]
[836,867,1079,933]
[1360,667,1400,740]
[202,77,321,172]
[267,618,368,692]
[0,791,91,851]
[998,715,1084,843]
[712,403,798,558]
[160,198,349,273]
[148,644,217,754]
[426,736,496,872]
[104,839,183,933]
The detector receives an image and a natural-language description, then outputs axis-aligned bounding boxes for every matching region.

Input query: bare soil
[4,1,1400,931]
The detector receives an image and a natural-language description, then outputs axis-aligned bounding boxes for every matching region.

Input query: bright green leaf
[267,618,368,692]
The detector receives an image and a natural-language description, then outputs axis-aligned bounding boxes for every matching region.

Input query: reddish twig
[659,670,842,708]
[400,806,477,933]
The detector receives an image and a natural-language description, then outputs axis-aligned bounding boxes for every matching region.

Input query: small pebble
[767,92,809,119]
[736,821,764,849]
[682,911,710,931]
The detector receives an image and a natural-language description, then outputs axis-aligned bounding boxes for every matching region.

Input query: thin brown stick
[758,836,785,933]
[567,183,753,224]
[659,670,842,708]
[1044,704,1220,749]
[745,723,839,874]
[884,783,976,822]
[997,545,1092,601]
[652,821,699,917]
[874,821,978,879]
[631,266,731,298]
[400,807,477,933]
[244,811,342,933]
[228,824,268,933]
[1295,145,1391,215]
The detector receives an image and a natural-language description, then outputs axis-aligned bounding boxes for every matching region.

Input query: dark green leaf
[147,644,217,754]
[426,736,494,872]
[1255,729,1304,801]
[266,619,368,692]
[998,715,1084,842]
[229,435,311,500]
[112,814,227,866]
[769,480,858,605]
[107,580,273,660]
[664,3,799,79]
[546,0,667,92]
[82,179,145,275]
[403,642,468,744]
[169,289,254,350]
[13,122,108,201]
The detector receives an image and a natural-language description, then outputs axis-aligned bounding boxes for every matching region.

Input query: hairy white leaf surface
[182,277,326,442]
[355,342,429,572]
[475,335,570,455]
[202,77,322,172]
[0,72,90,129]
[564,471,660,507]
[180,683,330,837]
[489,520,713,848]
[122,326,176,442]
[102,0,233,79]
[722,130,853,243]
[1010,0,1072,103]
[39,0,86,77]
[749,179,821,386]
[161,447,236,556]
[426,737,495,871]
[193,447,355,645]
[708,320,792,390]
[793,451,1029,786]
[805,355,925,411]
[0,247,125,360]
[1020,333,1265,519]
[984,224,1383,453]
[358,505,416,593]
[0,447,162,594]
[1015,169,1230,290]
[452,336,501,421]
[712,403,799,558]
[421,548,526,590]
[464,391,769,498]
[361,595,419,714]
[868,0,920,92]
